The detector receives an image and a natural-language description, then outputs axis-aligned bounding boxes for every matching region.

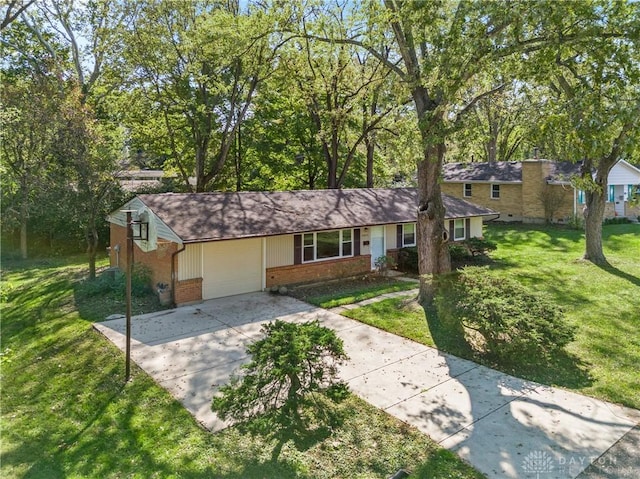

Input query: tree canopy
[2,0,637,273]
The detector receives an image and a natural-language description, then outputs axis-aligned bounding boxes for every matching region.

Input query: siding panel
[470,217,484,238]
[608,162,640,185]
[267,235,295,268]
[385,226,397,250]
[178,243,202,280]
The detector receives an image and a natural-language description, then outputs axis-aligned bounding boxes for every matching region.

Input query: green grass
[343,223,640,410]
[289,276,418,308]
[1,255,483,479]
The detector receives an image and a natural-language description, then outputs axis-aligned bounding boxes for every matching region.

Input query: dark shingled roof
[442,160,583,183]
[443,162,523,182]
[547,161,582,183]
[138,188,496,243]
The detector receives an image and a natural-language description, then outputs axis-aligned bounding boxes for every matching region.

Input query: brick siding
[175,278,203,305]
[110,223,178,299]
[266,255,371,288]
[625,202,640,219]
[443,161,579,224]
[441,182,522,221]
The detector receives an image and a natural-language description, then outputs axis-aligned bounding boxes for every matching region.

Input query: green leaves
[436,266,574,361]
[212,319,348,430]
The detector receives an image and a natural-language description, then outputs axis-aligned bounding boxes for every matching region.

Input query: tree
[236,72,325,190]
[124,0,288,192]
[212,320,348,460]
[0,69,62,259]
[317,0,632,299]
[1,1,35,30]
[52,86,125,278]
[447,82,542,163]
[0,0,128,271]
[534,1,639,264]
[19,0,129,276]
[1,16,66,259]
[279,3,399,189]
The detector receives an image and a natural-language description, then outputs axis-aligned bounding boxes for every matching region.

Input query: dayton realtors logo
[522,449,620,477]
[522,450,554,478]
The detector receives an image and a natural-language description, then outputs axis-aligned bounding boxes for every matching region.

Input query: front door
[370,226,385,270]
[614,185,625,216]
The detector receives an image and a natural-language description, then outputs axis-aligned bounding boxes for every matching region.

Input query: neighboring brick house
[108,188,496,305]
[441,159,640,223]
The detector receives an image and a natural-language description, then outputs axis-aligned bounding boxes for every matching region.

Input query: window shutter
[448,220,454,242]
[353,228,360,256]
[396,225,403,248]
[465,218,471,239]
[293,234,302,264]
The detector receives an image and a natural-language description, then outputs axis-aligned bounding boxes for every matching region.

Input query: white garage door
[202,238,262,299]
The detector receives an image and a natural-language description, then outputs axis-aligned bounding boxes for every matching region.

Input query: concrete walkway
[95,292,639,479]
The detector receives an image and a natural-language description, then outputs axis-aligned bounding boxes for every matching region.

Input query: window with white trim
[464,183,472,197]
[302,229,353,262]
[402,223,416,247]
[454,219,465,240]
[607,185,615,202]
[491,184,500,199]
[577,190,585,205]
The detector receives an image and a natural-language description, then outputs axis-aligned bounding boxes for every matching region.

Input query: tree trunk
[86,218,99,280]
[195,141,207,193]
[20,178,28,260]
[411,86,451,301]
[235,122,242,192]
[365,134,375,188]
[416,142,451,302]
[583,191,606,264]
[327,129,339,189]
[20,216,28,260]
[582,164,610,265]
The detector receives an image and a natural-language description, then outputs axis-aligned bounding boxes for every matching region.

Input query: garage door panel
[202,239,262,299]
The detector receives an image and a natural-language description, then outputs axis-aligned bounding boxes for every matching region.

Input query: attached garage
[202,239,263,300]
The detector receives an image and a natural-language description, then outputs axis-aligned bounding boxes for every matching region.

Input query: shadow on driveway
[94,292,640,479]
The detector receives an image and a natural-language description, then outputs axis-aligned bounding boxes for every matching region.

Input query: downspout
[573,187,577,217]
[262,237,267,291]
[171,243,186,307]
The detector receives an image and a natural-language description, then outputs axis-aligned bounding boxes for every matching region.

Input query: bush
[397,247,418,273]
[603,217,631,225]
[130,263,153,296]
[436,267,574,360]
[463,237,497,256]
[374,255,396,274]
[448,243,470,261]
[568,213,584,230]
[76,263,153,298]
[398,239,495,273]
[212,320,349,436]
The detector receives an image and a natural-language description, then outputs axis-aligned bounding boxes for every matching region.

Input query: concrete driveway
[95,292,639,479]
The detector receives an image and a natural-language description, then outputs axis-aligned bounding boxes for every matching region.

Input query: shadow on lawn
[597,263,640,287]
[421,299,592,393]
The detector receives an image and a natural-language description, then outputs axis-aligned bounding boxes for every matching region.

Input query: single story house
[441,159,640,223]
[108,188,496,305]
[116,169,167,192]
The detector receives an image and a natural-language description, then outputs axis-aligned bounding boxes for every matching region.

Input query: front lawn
[289,276,418,308]
[0,256,483,479]
[343,223,640,410]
